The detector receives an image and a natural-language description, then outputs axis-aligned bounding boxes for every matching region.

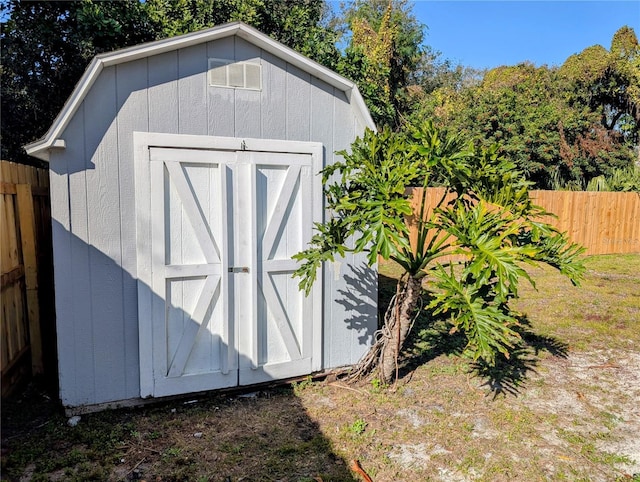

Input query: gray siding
[51,36,375,408]
[116,59,149,398]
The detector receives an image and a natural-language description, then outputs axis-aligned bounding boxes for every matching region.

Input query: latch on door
[228,267,249,273]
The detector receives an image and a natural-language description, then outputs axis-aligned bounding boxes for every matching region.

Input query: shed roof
[25,21,376,162]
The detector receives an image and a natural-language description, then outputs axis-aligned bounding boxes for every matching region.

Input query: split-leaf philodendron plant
[293,122,585,384]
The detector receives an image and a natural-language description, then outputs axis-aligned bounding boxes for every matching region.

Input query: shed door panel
[237,152,314,385]
[148,149,235,397]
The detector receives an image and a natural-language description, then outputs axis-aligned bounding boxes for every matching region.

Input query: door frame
[134,132,324,398]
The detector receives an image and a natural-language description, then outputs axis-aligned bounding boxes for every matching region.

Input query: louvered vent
[208,59,262,90]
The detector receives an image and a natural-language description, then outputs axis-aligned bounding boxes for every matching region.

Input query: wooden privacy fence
[408,188,640,256]
[1,160,54,396]
[528,190,640,255]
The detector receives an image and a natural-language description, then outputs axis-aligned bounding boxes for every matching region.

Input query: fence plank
[1,266,24,289]
[1,293,8,370]
[17,184,44,374]
[1,160,53,396]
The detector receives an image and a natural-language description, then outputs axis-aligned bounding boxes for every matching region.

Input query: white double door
[135,134,322,398]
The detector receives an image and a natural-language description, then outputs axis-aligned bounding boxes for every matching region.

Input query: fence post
[16,183,44,375]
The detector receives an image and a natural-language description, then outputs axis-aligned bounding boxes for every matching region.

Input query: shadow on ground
[1,381,357,481]
[378,273,569,399]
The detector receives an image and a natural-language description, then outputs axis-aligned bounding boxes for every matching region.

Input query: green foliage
[414,26,639,189]
[1,0,156,164]
[429,263,522,362]
[561,26,640,140]
[291,375,314,395]
[370,378,387,391]
[293,126,417,292]
[295,122,585,365]
[144,0,340,67]
[347,418,367,436]
[585,164,640,192]
[336,0,427,129]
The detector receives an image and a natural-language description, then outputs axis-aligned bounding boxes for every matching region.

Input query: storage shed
[25,22,377,412]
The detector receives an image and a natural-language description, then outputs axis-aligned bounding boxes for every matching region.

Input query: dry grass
[2,254,639,482]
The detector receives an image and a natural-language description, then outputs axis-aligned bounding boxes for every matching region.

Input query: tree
[294,122,584,384]
[561,26,640,142]
[556,26,639,187]
[336,0,425,129]
[144,0,340,68]
[449,64,574,187]
[1,0,156,164]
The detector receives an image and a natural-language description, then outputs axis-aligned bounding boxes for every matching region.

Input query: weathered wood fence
[1,160,55,396]
[408,188,640,256]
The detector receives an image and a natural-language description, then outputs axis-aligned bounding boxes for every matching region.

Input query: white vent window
[208,59,262,91]
[209,61,227,86]
[244,63,261,90]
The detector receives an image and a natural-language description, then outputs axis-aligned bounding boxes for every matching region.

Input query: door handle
[228,267,249,273]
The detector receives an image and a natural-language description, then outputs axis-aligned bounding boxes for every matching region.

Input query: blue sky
[381,1,639,70]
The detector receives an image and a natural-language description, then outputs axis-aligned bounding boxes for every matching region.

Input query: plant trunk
[379,275,422,384]
[345,274,423,384]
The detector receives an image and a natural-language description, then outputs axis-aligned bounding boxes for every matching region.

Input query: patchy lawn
[2,254,639,481]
